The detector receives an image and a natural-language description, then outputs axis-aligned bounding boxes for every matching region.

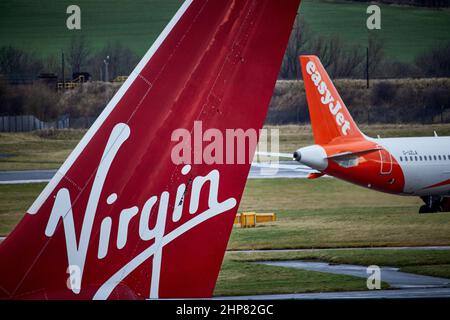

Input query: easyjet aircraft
[292,55,450,214]
[0,0,301,299]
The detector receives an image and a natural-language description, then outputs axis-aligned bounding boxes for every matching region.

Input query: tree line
[0,24,449,124]
[0,36,139,82]
[279,17,450,80]
[267,78,450,124]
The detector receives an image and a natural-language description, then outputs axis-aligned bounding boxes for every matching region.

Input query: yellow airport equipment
[57,82,78,90]
[234,212,276,228]
[240,212,256,228]
[57,75,85,90]
[255,213,276,223]
[113,75,128,82]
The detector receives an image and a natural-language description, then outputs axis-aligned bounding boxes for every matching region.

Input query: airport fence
[0,115,96,132]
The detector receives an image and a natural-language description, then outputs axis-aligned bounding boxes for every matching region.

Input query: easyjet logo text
[306,61,351,135]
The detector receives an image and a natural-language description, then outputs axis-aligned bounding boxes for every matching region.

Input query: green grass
[2,124,449,171]
[2,178,449,249]
[402,264,450,279]
[300,0,450,62]
[232,178,450,250]
[214,257,382,296]
[1,123,450,295]
[0,129,84,171]
[228,248,450,270]
[214,249,450,296]
[1,174,449,296]
[0,0,448,62]
[0,182,45,234]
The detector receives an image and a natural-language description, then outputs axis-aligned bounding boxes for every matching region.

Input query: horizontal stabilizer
[307,172,325,179]
[326,147,382,160]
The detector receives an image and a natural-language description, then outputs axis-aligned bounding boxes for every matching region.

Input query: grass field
[215,249,450,296]
[215,256,382,296]
[1,124,450,296]
[0,129,85,171]
[1,124,450,171]
[234,178,450,250]
[3,179,449,296]
[3,178,448,246]
[0,0,448,62]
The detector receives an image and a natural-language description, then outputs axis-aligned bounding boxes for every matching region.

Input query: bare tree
[279,18,365,79]
[280,17,311,79]
[88,41,139,81]
[66,35,91,74]
[43,54,60,75]
[308,35,365,78]
[367,33,385,78]
[416,41,450,77]
[0,46,43,80]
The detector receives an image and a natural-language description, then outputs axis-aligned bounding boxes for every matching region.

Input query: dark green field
[0,0,183,56]
[300,0,450,62]
[0,0,448,62]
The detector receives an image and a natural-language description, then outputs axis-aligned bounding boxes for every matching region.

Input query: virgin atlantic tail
[0,0,301,299]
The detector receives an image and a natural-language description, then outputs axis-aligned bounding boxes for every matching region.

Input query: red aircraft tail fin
[0,0,300,299]
[300,55,364,145]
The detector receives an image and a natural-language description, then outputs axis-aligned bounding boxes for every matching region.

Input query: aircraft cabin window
[415,156,418,161]
[419,156,423,161]
[410,156,413,161]
[404,157,408,162]
[438,155,442,160]
[434,155,437,160]
[400,156,403,161]
[444,155,447,160]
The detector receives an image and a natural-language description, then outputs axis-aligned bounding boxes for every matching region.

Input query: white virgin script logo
[43,123,237,299]
[306,61,351,135]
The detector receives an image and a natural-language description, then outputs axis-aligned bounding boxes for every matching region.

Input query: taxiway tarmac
[0,161,313,184]
[218,287,450,300]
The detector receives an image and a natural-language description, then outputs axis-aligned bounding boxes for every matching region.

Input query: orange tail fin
[300,55,364,145]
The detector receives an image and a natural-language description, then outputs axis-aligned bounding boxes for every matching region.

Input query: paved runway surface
[248,162,312,179]
[0,162,314,184]
[218,287,450,300]
[0,169,56,184]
